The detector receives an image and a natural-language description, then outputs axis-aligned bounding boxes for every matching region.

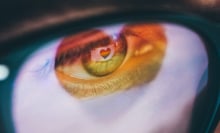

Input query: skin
[0,0,219,132]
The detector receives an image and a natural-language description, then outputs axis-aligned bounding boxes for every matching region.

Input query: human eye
[11,21,208,133]
[55,23,166,98]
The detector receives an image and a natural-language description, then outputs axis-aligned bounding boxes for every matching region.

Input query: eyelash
[33,59,53,77]
[55,36,112,67]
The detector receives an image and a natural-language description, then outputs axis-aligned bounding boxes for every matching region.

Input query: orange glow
[55,23,167,99]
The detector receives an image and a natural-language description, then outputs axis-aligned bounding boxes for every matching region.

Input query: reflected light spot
[0,64,9,81]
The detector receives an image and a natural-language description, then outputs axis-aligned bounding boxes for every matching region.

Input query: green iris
[82,35,127,76]
[83,54,126,76]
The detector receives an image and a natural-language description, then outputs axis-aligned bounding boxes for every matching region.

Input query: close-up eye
[11,22,210,133]
[55,24,166,98]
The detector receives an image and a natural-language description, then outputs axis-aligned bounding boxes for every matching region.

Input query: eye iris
[82,34,127,76]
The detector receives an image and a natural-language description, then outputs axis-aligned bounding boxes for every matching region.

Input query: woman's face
[0,0,219,133]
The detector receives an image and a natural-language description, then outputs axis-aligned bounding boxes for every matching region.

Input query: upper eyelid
[58,30,110,52]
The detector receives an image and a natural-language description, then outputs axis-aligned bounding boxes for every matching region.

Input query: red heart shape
[100,48,111,58]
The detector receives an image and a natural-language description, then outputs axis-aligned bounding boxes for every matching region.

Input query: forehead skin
[0,0,219,44]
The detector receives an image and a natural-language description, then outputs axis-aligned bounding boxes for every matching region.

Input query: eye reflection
[55,24,167,98]
[13,23,208,133]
